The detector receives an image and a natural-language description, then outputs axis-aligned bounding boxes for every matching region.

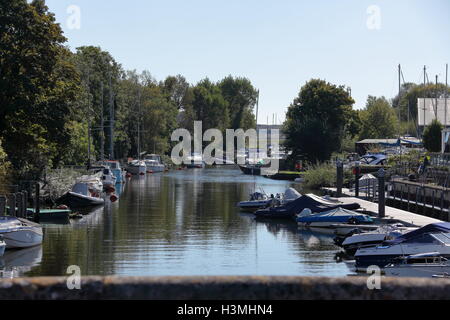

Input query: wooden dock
[323,187,442,227]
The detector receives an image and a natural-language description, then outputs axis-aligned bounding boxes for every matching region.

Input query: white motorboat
[144,154,165,173]
[385,252,450,278]
[0,216,43,249]
[183,153,205,168]
[337,224,416,256]
[127,160,147,175]
[100,166,117,191]
[355,222,450,270]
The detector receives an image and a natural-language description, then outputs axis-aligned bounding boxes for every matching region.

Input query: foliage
[423,119,443,152]
[359,96,399,140]
[0,0,80,180]
[302,162,336,189]
[283,79,355,163]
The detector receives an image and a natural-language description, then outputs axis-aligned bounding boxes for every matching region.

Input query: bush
[303,163,337,189]
[423,119,443,152]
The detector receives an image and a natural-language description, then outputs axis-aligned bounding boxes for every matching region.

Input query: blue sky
[45,0,450,124]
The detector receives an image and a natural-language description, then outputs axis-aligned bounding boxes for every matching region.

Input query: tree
[218,76,258,130]
[283,79,355,163]
[423,119,443,152]
[192,79,230,133]
[0,0,80,179]
[359,96,399,140]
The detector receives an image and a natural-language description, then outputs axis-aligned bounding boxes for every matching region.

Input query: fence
[0,183,40,220]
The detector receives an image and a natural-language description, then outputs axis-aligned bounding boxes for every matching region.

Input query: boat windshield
[431,233,450,244]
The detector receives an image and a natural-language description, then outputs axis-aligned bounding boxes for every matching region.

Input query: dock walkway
[323,187,442,227]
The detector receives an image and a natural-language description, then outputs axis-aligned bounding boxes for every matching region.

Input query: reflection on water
[18,167,350,277]
[0,246,42,278]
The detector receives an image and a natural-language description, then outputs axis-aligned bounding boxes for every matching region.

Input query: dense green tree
[359,96,399,140]
[423,119,443,152]
[192,79,230,133]
[0,0,80,179]
[218,76,258,130]
[283,79,355,163]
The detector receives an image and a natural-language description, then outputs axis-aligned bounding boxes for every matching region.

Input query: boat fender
[110,194,118,202]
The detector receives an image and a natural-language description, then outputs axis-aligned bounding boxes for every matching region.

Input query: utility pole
[255,90,259,127]
[446,64,448,128]
[423,65,427,135]
[435,75,439,119]
[86,69,92,169]
[398,64,402,122]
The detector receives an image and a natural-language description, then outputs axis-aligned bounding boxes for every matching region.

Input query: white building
[417,98,450,128]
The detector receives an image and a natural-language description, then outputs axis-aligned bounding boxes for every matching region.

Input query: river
[1,167,352,278]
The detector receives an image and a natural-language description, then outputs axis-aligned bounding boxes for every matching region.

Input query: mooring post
[16,192,23,218]
[7,193,16,216]
[378,168,385,218]
[35,183,40,219]
[23,190,28,218]
[336,160,343,197]
[0,196,6,216]
[354,161,360,198]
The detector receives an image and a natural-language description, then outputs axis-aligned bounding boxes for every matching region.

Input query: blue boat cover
[296,207,373,223]
[384,222,450,245]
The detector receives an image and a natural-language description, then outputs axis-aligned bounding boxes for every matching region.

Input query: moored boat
[98,160,126,184]
[384,252,450,278]
[57,176,104,208]
[127,160,147,175]
[296,207,374,228]
[144,154,165,173]
[355,222,450,270]
[254,194,361,220]
[0,216,43,249]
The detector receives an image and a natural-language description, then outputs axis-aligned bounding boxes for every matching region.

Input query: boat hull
[61,192,105,208]
[385,264,450,277]
[127,165,146,175]
[1,228,43,249]
[146,164,165,173]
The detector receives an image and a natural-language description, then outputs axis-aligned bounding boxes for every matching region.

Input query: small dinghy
[0,216,43,249]
[58,181,104,208]
[296,207,373,228]
[237,192,273,212]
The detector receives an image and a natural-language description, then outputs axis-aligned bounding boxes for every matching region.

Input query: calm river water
[1,167,353,278]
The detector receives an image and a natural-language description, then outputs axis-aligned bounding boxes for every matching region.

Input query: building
[355,137,422,155]
[417,98,450,128]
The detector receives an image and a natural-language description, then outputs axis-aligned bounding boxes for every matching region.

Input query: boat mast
[109,71,114,160]
[100,82,104,161]
[137,87,141,160]
[423,65,427,136]
[86,69,92,168]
